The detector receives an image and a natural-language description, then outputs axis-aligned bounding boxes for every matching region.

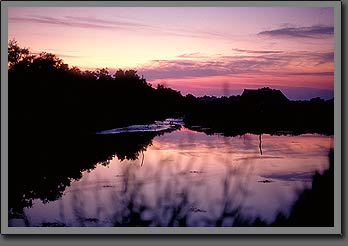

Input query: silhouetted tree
[82,70,97,80]
[8,39,30,69]
[114,69,125,79]
[96,68,112,80]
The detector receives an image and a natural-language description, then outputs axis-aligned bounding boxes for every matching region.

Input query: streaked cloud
[291,51,334,65]
[8,7,334,99]
[9,15,148,30]
[232,48,284,54]
[64,15,148,27]
[9,14,231,40]
[284,71,334,76]
[258,25,334,38]
[176,52,210,59]
[140,50,333,81]
[30,50,83,59]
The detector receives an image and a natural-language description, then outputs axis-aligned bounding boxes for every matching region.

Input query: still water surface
[10,126,333,227]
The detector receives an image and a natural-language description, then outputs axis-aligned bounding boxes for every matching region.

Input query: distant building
[241,87,289,103]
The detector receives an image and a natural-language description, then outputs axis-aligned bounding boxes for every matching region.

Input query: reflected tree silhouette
[8,131,164,215]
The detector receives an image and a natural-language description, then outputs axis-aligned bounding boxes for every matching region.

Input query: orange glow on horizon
[8,7,334,99]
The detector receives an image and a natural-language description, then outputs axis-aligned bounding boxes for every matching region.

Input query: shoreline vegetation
[9,40,333,137]
[8,40,334,227]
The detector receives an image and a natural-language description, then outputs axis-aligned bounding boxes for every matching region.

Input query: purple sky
[8,7,335,100]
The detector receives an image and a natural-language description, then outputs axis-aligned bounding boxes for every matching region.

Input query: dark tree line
[9,40,185,137]
[184,93,333,136]
[9,40,333,138]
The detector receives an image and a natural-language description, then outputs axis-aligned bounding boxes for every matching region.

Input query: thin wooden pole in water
[259,134,263,155]
[140,150,145,166]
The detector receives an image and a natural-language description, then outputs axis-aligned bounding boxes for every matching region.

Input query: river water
[9,124,333,227]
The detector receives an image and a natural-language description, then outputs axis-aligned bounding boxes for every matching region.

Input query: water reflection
[8,130,163,214]
[9,127,333,227]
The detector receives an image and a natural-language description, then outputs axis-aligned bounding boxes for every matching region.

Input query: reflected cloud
[261,171,315,182]
[10,127,333,227]
[234,156,284,161]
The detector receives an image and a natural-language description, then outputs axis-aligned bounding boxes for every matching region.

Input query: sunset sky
[8,7,335,100]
